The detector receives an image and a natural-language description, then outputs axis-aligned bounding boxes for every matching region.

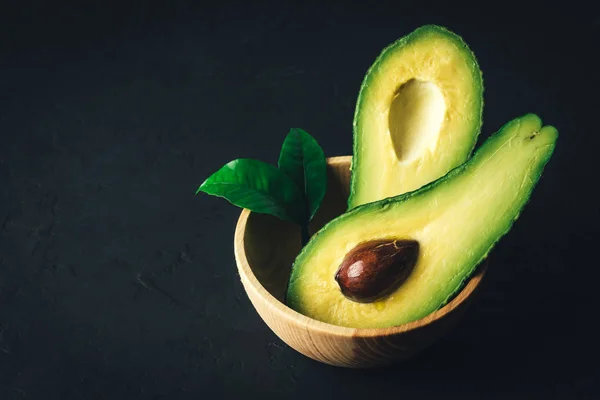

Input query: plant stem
[301,224,310,246]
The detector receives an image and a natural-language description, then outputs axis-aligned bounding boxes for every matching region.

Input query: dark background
[0,1,598,398]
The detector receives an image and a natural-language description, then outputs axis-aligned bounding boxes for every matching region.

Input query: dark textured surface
[0,1,598,398]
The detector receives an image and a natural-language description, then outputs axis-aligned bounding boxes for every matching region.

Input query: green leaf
[197,158,305,224]
[278,128,327,221]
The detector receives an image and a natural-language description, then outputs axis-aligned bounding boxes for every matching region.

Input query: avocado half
[348,25,484,209]
[287,114,557,329]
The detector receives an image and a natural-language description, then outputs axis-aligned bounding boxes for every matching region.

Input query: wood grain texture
[234,156,487,368]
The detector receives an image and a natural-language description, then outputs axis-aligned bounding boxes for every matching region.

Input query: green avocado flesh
[348,25,483,209]
[287,114,557,328]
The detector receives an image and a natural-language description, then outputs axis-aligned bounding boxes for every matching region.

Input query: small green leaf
[278,128,327,221]
[197,158,305,224]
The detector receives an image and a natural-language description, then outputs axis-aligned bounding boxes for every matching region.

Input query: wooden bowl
[234,156,486,368]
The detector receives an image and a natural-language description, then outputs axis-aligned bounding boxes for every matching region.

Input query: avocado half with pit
[348,25,484,209]
[287,114,557,328]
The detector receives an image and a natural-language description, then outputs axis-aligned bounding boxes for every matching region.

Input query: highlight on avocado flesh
[335,239,419,303]
[348,24,484,209]
[287,114,557,329]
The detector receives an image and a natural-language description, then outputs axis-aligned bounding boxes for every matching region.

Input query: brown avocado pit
[334,239,419,303]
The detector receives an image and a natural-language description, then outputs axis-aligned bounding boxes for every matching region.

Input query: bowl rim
[234,156,487,339]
